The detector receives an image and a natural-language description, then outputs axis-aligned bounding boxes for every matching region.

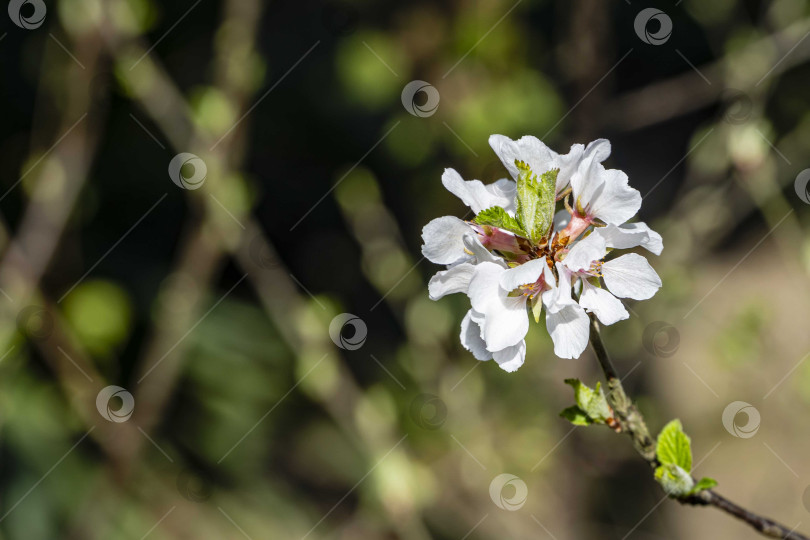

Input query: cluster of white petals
[422,135,662,372]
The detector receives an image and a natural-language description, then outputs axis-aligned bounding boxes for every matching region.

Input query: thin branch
[589,316,655,464]
[588,314,810,540]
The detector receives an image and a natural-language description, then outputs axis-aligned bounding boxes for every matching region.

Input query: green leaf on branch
[473,206,526,237]
[560,379,612,425]
[656,419,692,471]
[653,419,714,497]
[689,477,718,495]
[559,406,593,426]
[514,160,557,244]
[654,463,695,497]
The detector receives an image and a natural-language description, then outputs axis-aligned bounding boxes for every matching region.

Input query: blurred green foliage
[0,1,809,540]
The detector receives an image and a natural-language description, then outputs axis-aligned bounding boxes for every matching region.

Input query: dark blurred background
[1,0,809,538]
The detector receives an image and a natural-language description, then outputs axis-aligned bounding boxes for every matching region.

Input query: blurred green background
[1,0,810,538]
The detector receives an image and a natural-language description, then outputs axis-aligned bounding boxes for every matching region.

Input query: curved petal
[489,135,595,195]
[499,258,546,292]
[570,158,605,213]
[545,302,590,359]
[466,262,503,314]
[568,139,611,203]
[492,340,526,372]
[572,275,582,296]
[428,263,475,300]
[620,222,663,255]
[467,262,529,350]
[463,234,508,267]
[442,168,517,214]
[489,179,518,214]
[582,138,611,163]
[595,223,663,255]
[421,216,472,265]
[595,224,645,250]
[579,281,629,325]
[489,134,556,180]
[595,222,664,255]
[563,232,607,272]
[541,263,574,313]
[602,253,662,300]
[554,143,588,192]
[587,168,641,225]
[460,310,492,361]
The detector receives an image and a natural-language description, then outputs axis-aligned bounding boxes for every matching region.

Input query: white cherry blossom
[422,133,663,371]
[561,227,662,329]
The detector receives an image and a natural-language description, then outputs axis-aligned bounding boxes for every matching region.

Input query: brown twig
[588,314,810,540]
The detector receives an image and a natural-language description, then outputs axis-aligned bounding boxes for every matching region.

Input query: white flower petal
[545,302,590,359]
[582,138,611,163]
[568,139,612,204]
[465,262,502,313]
[563,232,607,272]
[467,262,529,350]
[554,143,587,192]
[595,224,645,250]
[587,168,641,225]
[488,134,585,194]
[489,134,555,180]
[484,295,529,350]
[553,210,571,233]
[460,310,492,361]
[602,253,662,300]
[499,258,546,292]
[421,216,472,265]
[463,234,507,267]
[541,263,575,313]
[442,168,517,214]
[428,263,475,300]
[620,222,663,255]
[579,281,629,325]
[595,223,663,256]
[489,179,518,214]
[570,159,604,211]
[492,340,526,372]
[554,262,574,302]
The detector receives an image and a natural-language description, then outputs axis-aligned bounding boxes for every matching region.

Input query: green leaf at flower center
[515,160,557,245]
[473,206,525,237]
